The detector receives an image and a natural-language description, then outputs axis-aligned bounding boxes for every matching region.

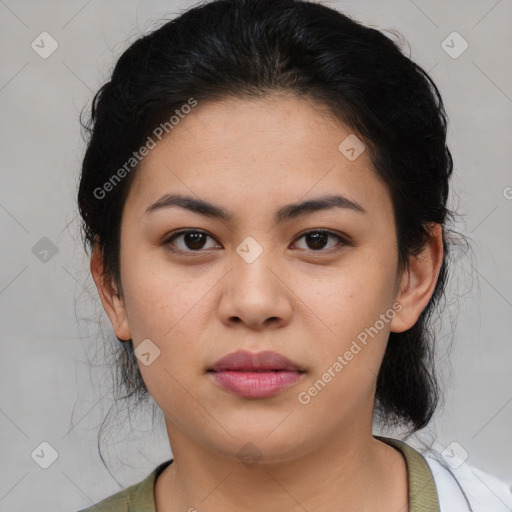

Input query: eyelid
[291,228,351,251]
[163,228,351,254]
[163,228,220,252]
[294,228,352,244]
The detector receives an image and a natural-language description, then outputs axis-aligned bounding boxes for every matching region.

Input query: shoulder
[74,481,138,512]
[379,435,512,512]
[74,459,173,512]
[422,448,512,512]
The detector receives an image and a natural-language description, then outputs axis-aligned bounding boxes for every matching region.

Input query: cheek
[122,269,212,419]
[298,252,397,392]
[120,262,217,381]
[120,252,209,339]
[303,256,395,335]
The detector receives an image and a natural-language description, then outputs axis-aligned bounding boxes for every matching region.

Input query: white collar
[423,453,512,511]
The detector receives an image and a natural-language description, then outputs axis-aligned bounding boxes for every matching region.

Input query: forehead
[124,93,394,225]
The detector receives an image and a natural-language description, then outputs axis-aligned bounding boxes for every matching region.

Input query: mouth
[208,349,305,372]
[208,368,306,373]
[207,350,306,398]
[207,369,306,399]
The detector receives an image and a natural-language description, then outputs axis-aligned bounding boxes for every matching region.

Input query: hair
[77,0,470,466]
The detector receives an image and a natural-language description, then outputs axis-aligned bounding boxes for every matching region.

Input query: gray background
[0,0,511,510]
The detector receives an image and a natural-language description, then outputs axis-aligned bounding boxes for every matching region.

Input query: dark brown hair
[77,0,469,463]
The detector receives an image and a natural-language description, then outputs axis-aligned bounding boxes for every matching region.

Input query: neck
[155,423,408,512]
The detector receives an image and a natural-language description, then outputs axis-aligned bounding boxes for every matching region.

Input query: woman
[75,0,512,510]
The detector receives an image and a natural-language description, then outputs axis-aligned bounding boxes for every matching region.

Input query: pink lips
[208,350,305,399]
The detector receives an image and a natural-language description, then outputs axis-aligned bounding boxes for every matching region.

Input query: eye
[292,229,348,252]
[163,228,350,254]
[164,229,221,253]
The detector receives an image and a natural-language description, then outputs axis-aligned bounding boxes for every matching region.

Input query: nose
[218,249,293,330]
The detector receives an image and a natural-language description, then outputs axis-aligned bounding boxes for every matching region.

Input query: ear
[390,223,444,333]
[90,242,132,341]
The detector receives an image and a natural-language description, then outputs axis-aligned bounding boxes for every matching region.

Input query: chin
[207,430,311,466]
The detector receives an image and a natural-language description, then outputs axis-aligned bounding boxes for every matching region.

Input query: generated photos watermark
[297,301,403,405]
[93,97,198,200]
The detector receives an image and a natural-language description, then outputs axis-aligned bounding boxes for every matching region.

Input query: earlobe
[90,243,132,341]
[390,223,444,334]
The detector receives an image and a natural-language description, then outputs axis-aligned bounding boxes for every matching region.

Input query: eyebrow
[144,193,366,223]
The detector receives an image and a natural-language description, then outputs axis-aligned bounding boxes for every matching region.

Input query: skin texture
[91,92,444,511]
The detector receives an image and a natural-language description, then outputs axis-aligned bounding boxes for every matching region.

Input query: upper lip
[209,350,304,372]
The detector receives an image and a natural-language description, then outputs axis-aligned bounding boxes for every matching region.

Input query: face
[92,93,442,464]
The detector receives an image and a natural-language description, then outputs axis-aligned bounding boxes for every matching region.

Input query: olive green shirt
[77,435,440,511]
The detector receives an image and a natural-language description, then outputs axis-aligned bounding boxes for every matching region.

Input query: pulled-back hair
[78,0,466,451]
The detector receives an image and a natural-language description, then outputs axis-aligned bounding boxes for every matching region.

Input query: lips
[208,350,306,399]
[208,350,304,372]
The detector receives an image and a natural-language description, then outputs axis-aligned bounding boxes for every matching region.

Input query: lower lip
[209,370,304,398]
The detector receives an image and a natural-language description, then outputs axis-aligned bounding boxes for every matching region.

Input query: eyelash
[163,228,350,254]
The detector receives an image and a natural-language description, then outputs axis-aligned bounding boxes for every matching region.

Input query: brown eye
[293,230,348,251]
[165,230,220,252]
